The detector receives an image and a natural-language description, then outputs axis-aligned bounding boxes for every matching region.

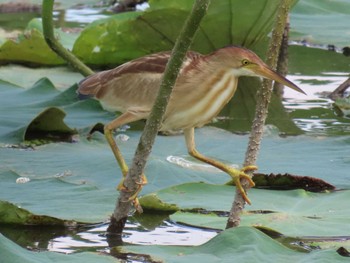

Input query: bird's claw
[135,173,148,186]
[132,198,143,214]
[117,173,147,213]
[241,165,258,175]
[228,165,257,205]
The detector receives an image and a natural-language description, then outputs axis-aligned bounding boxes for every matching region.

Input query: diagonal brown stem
[106,0,211,236]
[226,0,294,229]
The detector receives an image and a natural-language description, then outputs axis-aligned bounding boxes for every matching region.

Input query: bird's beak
[252,63,306,95]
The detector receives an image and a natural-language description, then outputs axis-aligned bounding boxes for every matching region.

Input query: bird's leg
[184,128,256,205]
[104,112,147,206]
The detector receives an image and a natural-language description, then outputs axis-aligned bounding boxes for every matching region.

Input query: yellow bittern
[78,46,305,205]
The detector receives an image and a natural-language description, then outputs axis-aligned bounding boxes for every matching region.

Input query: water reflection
[58,8,107,24]
[284,73,350,136]
[0,217,218,254]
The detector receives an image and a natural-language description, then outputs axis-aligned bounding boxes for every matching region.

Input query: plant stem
[329,77,350,100]
[226,0,294,229]
[273,18,290,98]
[41,0,94,76]
[107,0,211,235]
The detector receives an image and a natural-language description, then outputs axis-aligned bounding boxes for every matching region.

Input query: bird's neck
[182,56,239,80]
[178,56,239,98]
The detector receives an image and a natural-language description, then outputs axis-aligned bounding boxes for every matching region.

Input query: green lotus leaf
[139,182,350,237]
[117,227,348,262]
[73,0,297,66]
[0,200,69,226]
[0,18,79,66]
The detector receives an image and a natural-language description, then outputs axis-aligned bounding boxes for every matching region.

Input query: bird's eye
[242,59,250,66]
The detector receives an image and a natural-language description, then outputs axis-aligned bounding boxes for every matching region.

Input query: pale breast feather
[161,70,238,131]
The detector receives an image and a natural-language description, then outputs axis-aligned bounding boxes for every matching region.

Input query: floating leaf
[117,227,348,262]
[138,194,179,213]
[1,121,350,224]
[0,18,78,66]
[73,8,194,66]
[139,182,350,237]
[24,107,77,143]
[0,64,83,89]
[73,0,297,66]
[0,78,77,143]
[0,28,64,65]
[0,200,70,226]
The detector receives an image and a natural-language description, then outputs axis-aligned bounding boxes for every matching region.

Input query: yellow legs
[104,112,147,211]
[184,128,256,205]
[104,113,255,211]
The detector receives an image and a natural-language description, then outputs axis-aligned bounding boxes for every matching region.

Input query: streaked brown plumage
[78,46,305,205]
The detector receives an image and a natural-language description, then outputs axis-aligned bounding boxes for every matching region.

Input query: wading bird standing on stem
[78,46,305,206]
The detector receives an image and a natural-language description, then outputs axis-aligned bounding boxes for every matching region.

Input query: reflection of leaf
[334,98,350,117]
[118,227,348,262]
[289,106,350,136]
[289,45,350,75]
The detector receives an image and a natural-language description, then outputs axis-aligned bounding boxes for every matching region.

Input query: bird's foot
[117,173,148,213]
[227,165,257,205]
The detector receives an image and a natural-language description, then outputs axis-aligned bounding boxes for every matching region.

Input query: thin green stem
[41,0,94,76]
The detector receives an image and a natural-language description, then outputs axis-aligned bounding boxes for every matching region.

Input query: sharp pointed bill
[251,63,306,95]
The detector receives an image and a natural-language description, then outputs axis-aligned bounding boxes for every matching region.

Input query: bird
[77,46,305,206]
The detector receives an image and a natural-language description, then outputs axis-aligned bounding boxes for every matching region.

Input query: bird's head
[212,46,306,94]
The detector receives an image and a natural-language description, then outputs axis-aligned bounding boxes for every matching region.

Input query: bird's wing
[77,51,202,99]
[77,52,169,99]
